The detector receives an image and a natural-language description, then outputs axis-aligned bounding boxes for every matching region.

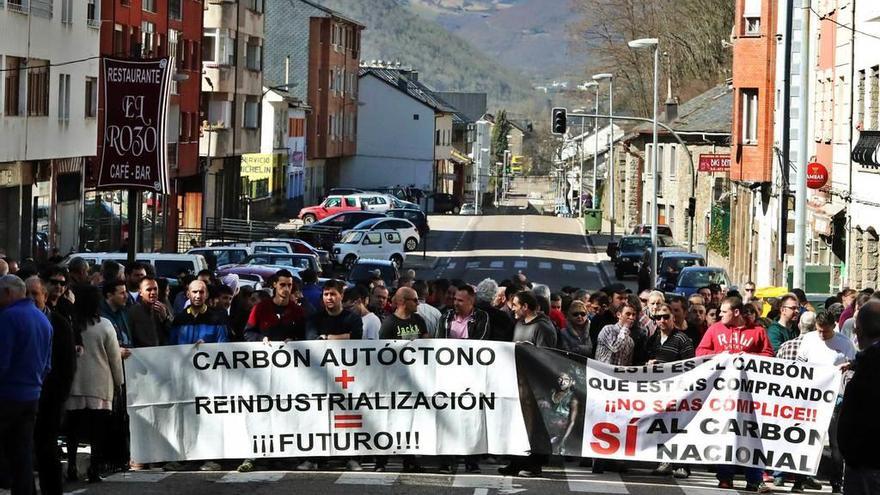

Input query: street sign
[97,57,173,194]
[698,153,731,172]
[806,162,829,189]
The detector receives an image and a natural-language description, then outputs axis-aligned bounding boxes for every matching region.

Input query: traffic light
[551,107,567,135]
[687,197,697,218]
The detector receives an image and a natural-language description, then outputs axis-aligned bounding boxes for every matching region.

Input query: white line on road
[514,260,528,269]
[466,261,480,269]
[490,261,504,268]
[564,468,629,493]
[452,474,523,492]
[447,262,457,270]
[105,472,173,483]
[562,263,576,271]
[335,472,399,486]
[539,262,552,269]
[473,489,489,495]
[218,472,286,483]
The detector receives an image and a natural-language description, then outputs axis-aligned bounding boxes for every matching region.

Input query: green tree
[491,110,513,164]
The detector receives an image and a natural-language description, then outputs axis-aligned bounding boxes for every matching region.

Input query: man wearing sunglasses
[767,294,800,352]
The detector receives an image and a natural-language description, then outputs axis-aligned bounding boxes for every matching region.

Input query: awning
[450,150,472,165]
[852,130,880,166]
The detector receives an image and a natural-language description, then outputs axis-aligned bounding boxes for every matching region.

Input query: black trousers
[0,400,39,495]
[66,409,112,476]
[34,397,65,495]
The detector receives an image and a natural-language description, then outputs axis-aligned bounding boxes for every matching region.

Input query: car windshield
[678,270,728,288]
[340,231,364,244]
[661,257,702,273]
[619,238,651,251]
[352,218,381,230]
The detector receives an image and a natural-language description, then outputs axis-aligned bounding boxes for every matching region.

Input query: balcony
[202,65,236,94]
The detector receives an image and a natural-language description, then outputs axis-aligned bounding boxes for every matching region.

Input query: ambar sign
[97,57,173,194]
[806,162,829,189]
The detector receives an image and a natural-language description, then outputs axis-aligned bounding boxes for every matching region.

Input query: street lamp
[579,83,598,217]
[628,37,660,289]
[593,72,614,238]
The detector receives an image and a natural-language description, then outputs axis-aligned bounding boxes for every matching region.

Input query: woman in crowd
[558,300,592,358]
[65,286,124,483]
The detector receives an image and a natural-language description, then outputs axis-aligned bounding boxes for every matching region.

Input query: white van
[65,252,209,280]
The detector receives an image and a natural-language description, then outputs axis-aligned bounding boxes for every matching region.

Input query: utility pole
[793,0,810,290]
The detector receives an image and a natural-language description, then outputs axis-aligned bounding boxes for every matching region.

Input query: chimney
[397,74,409,91]
[665,96,679,123]
[409,70,419,82]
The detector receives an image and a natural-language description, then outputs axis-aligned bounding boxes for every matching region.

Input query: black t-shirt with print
[379,313,428,340]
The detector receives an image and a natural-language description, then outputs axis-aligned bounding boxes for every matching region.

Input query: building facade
[199,0,264,225]
[0,0,100,259]
[264,0,362,206]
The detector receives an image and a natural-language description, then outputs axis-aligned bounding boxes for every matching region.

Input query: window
[57,73,70,121]
[669,144,677,177]
[169,0,182,20]
[645,143,652,176]
[207,100,231,127]
[87,0,99,27]
[168,30,180,94]
[142,0,155,13]
[668,205,675,234]
[8,0,29,15]
[113,24,125,56]
[328,114,335,140]
[870,66,879,130]
[27,61,50,116]
[244,0,262,13]
[364,233,382,245]
[4,57,23,117]
[741,89,759,144]
[857,70,866,129]
[202,30,217,63]
[141,21,155,58]
[743,0,760,35]
[202,29,235,66]
[181,112,191,140]
[289,117,305,137]
[61,0,72,24]
[656,145,664,197]
[245,37,261,71]
[329,69,335,92]
[244,100,259,129]
[85,77,97,117]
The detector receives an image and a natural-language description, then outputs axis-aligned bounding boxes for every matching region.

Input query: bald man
[168,280,229,345]
[379,287,428,340]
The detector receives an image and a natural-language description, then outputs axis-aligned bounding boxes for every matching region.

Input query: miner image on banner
[97,57,173,194]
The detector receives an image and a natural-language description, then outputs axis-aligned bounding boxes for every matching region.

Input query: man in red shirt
[243,269,305,342]
[696,296,773,492]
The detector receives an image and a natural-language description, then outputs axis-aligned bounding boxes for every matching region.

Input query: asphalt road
[54,458,819,495]
[412,214,612,291]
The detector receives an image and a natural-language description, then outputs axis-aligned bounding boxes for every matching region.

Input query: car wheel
[343,254,357,270]
[452,206,460,215]
[302,214,317,224]
[390,254,403,269]
[405,237,418,251]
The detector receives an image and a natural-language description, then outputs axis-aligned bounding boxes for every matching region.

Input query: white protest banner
[582,353,841,474]
[125,340,531,463]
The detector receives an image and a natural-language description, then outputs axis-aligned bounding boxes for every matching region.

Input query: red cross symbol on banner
[335,369,355,389]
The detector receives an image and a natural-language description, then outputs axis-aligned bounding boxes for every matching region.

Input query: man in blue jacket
[0,275,53,495]
[168,280,229,345]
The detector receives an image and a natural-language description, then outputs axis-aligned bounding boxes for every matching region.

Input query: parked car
[386,208,429,238]
[637,246,690,293]
[673,267,731,297]
[346,259,400,287]
[328,187,365,196]
[261,237,331,269]
[298,195,365,223]
[295,211,386,250]
[64,252,208,282]
[346,217,421,252]
[655,252,706,291]
[217,264,305,285]
[607,235,676,279]
[390,197,421,210]
[187,246,252,270]
[429,193,461,214]
[332,229,405,269]
[459,203,477,215]
[354,193,396,213]
[631,224,674,238]
[241,253,322,274]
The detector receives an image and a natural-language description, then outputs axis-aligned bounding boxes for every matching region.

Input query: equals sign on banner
[334,414,363,428]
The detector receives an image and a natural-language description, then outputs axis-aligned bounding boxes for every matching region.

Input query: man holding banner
[696,296,774,492]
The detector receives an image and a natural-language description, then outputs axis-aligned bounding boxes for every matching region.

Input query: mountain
[317,0,537,109]
[402,0,577,80]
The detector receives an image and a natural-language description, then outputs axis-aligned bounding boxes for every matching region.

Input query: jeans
[716,464,763,485]
[844,465,880,495]
[0,400,39,495]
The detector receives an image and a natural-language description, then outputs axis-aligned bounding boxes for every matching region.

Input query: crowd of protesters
[1,255,878,495]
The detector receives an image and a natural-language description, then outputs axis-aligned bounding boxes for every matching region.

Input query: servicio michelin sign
[126,342,840,475]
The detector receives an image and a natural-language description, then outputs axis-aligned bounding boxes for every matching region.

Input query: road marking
[490,261,504,268]
[564,468,629,493]
[539,262,552,269]
[447,262,457,270]
[587,266,600,274]
[452,474,524,493]
[105,472,173,483]
[218,472,286,483]
[514,260,528,269]
[466,261,480,269]
[563,263,576,271]
[335,472,399,486]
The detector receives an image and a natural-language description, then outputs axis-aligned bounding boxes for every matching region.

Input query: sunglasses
[571,312,587,317]
[652,314,671,321]
[640,299,649,304]
[49,279,67,286]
